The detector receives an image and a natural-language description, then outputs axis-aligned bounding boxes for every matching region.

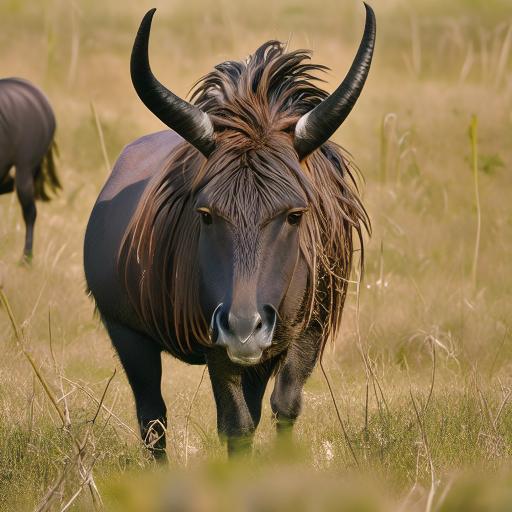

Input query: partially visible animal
[0,78,60,260]
[84,4,375,458]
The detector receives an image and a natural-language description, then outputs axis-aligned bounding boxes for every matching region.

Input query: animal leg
[207,348,256,456]
[15,166,37,260]
[105,321,167,460]
[242,359,277,428]
[270,327,322,437]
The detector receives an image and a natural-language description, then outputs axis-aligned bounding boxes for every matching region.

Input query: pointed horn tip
[138,8,157,28]
[362,3,376,25]
[134,8,157,40]
[363,2,373,13]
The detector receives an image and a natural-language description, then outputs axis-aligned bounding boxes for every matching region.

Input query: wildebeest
[0,78,60,261]
[84,4,375,457]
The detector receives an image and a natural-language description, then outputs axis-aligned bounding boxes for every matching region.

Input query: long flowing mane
[120,41,369,354]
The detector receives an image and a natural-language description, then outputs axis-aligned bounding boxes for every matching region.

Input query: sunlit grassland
[0,0,511,510]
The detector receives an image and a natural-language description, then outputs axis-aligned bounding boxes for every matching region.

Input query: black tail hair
[34,139,61,201]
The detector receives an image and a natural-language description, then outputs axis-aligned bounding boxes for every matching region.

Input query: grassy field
[1,0,511,510]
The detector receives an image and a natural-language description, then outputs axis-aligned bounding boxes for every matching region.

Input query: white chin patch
[226,349,262,366]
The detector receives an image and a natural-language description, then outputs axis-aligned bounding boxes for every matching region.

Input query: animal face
[195,144,309,365]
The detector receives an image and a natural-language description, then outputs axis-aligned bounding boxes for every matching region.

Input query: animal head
[192,130,309,365]
[124,5,374,365]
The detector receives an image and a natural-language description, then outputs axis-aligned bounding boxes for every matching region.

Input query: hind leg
[15,166,37,260]
[105,320,167,460]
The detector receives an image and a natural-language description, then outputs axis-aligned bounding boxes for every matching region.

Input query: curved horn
[294,3,376,159]
[131,8,215,157]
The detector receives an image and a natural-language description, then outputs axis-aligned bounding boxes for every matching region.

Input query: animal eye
[287,211,303,226]
[198,209,213,225]
[201,211,212,225]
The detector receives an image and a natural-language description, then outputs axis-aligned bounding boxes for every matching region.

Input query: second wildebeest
[84,4,375,457]
[0,78,60,261]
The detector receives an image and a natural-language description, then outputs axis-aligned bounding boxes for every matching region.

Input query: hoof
[151,448,168,464]
[227,436,253,458]
[142,418,167,463]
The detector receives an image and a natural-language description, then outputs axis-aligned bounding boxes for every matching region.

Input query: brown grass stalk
[90,101,111,174]
[184,366,207,467]
[468,114,481,290]
[410,390,436,512]
[1,289,113,510]
[320,359,359,467]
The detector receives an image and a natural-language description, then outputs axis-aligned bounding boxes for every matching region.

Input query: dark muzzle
[210,304,277,365]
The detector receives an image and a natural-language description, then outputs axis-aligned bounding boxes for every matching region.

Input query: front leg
[105,320,167,460]
[242,358,278,428]
[271,325,322,436]
[207,348,257,456]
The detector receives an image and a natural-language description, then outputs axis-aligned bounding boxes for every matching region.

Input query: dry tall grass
[1,0,511,510]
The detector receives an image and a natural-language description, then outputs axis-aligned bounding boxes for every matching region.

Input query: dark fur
[0,78,60,258]
[84,41,369,457]
[120,42,368,354]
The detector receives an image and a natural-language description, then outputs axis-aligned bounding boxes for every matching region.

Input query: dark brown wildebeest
[0,78,60,261]
[84,4,375,458]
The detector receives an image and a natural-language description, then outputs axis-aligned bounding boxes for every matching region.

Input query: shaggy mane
[120,41,369,354]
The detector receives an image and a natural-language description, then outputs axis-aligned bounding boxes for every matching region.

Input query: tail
[34,139,62,201]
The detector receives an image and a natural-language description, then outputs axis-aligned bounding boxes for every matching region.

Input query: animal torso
[0,78,55,180]
[0,77,59,259]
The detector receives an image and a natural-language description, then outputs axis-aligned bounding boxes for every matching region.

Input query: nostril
[210,303,224,344]
[255,319,263,331]
[219,309,230,332]
[262,304,277,323]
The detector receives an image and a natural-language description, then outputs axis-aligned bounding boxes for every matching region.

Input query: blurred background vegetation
[0,0,511,510]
